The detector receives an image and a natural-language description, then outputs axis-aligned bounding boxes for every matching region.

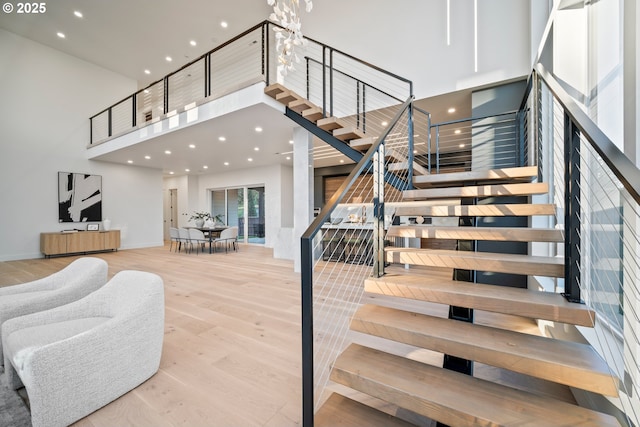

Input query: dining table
[188,226,228,254]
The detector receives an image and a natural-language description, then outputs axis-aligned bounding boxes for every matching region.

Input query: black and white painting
[58,172,102,223]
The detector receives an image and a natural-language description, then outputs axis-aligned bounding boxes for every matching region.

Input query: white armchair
[0,257,108,369]
[2,270,165,427]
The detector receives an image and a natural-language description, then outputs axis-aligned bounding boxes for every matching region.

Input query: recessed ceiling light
[254,147,260,151]
[248,158,253,162]
[459,143,465,148]
[127,160,133,164]
[185,168,190,172]
[203,165,208,169]
[144,69,151,75]
[143,89,150,94]
[255,127,263,132]
[189,144,196,148]
[414,150,418,154]
[289,140,294,144]
[165,56,172,62]
[339,159,345,163]
[73,10,83,18]
[165,150,171,155]
[144,155,151,160]
[57,32,66,39]
[169,171,174,175]
[381,121,388,126]
[447,107,456,113]
[454,129,461,134]
[286,156,291,160]
[218,136,226,142]
[224,162,229,166]
[221,21,228,28]
[189,40,197,46]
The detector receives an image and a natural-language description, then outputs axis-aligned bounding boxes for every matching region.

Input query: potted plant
[186,211,211,228]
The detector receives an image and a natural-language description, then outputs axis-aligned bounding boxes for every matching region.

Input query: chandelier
[267,0,313,75]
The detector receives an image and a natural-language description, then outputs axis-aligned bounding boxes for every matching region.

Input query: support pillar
[293,126,314,272]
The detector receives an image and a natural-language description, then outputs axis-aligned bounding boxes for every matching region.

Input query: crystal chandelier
[267,0,313,75]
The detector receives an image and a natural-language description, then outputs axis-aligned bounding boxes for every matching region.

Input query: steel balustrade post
[436,125,440,173]
[322,46,327,118]
[300,236,314,427]
[363,84,366,134]
[329,49,334,117]
[373,144,385,277]
[427,112,432,174]
[563,114,582,303]
[163,77,169,115]
[132,94,137,128]
[306,58,310,100]
[265,23,270,86]
[408,102,415,189]
[108,108,112,138]
[533,72,542,181]
[356,82,360,129]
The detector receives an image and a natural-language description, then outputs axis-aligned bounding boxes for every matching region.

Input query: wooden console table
[41,230,120,258]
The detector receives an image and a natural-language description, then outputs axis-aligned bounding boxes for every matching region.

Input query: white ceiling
[0,0,470,176]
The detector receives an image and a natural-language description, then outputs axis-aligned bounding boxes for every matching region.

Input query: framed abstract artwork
[58,172,102,223]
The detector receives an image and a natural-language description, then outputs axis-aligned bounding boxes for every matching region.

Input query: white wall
[0,29,164,261]
[303,0,533,100]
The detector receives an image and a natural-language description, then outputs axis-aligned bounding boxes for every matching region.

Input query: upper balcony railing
[89,20,413,146]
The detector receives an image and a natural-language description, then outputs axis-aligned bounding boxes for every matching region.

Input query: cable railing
[536,63,640,426]
[300,96,414,426]
[89,20,412,146]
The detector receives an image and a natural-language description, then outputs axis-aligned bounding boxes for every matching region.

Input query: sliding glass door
[210,186,265,244]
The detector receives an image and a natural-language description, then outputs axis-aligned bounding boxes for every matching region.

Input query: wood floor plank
[413,166,538,188]
[403,182,549,200]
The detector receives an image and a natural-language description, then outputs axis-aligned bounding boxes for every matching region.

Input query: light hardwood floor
[0,244,303,427]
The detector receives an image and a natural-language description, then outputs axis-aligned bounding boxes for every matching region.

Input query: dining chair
[214,226,239,253]
[169,227,180,252]
[188,228,208,254]
[177,228,191,253]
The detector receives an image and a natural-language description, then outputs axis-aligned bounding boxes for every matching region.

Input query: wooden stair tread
[264,83,287,98]
[315,393,417,427]
[387,161,430,176]
[385,247,564,277]
[387,225,564,242]
[365,274,595,326]
[332,344,620,427]
[351,305,617,396]
[288,98,318,114]
[391,202,556,217]
[275,90,302,105]
[413,166,538,188]
[317,116,346,131]
[350,137,375,151]
[404,182,549,200]
[302,106,324,122]
[333,127,366,142]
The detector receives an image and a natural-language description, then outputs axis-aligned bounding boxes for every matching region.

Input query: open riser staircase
[266,84,622,426]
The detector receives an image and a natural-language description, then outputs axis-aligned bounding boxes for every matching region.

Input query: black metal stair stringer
[284,107,409,191]
[285,107,364,163]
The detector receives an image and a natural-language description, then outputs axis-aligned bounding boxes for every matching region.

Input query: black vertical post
[563,114,582,303]
[204,54,210,98]
[356,82,360,129]
[265,23,270,86]
[329,50,334,117]
[362,85,366,133]
[163,77,169,115]
[90,118,93,145]
[301,237,314,427]
[306,58,310,100]
[132,94,137,128]
[108,108,112,138]
[408,102,414,190]
[322,47,327,118]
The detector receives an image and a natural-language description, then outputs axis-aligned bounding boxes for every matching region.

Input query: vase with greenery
[186,211,211,228]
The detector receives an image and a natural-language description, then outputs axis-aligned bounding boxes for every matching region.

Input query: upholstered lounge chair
[2,270,165,427]
[0,257,108,369]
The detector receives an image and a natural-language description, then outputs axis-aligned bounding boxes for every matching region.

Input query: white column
[292,126,314,272]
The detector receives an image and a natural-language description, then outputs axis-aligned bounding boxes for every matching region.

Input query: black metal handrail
[300,95,413,427]
[536,63,640,204]
[89,20,413,144]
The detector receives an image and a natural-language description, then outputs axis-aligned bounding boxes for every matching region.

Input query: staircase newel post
[563,114,582,303]
[301,236,314,427]
[373,144,385,277]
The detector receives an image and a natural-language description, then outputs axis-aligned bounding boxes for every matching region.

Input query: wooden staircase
[317,166,621,426]
[264,83,620,426]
